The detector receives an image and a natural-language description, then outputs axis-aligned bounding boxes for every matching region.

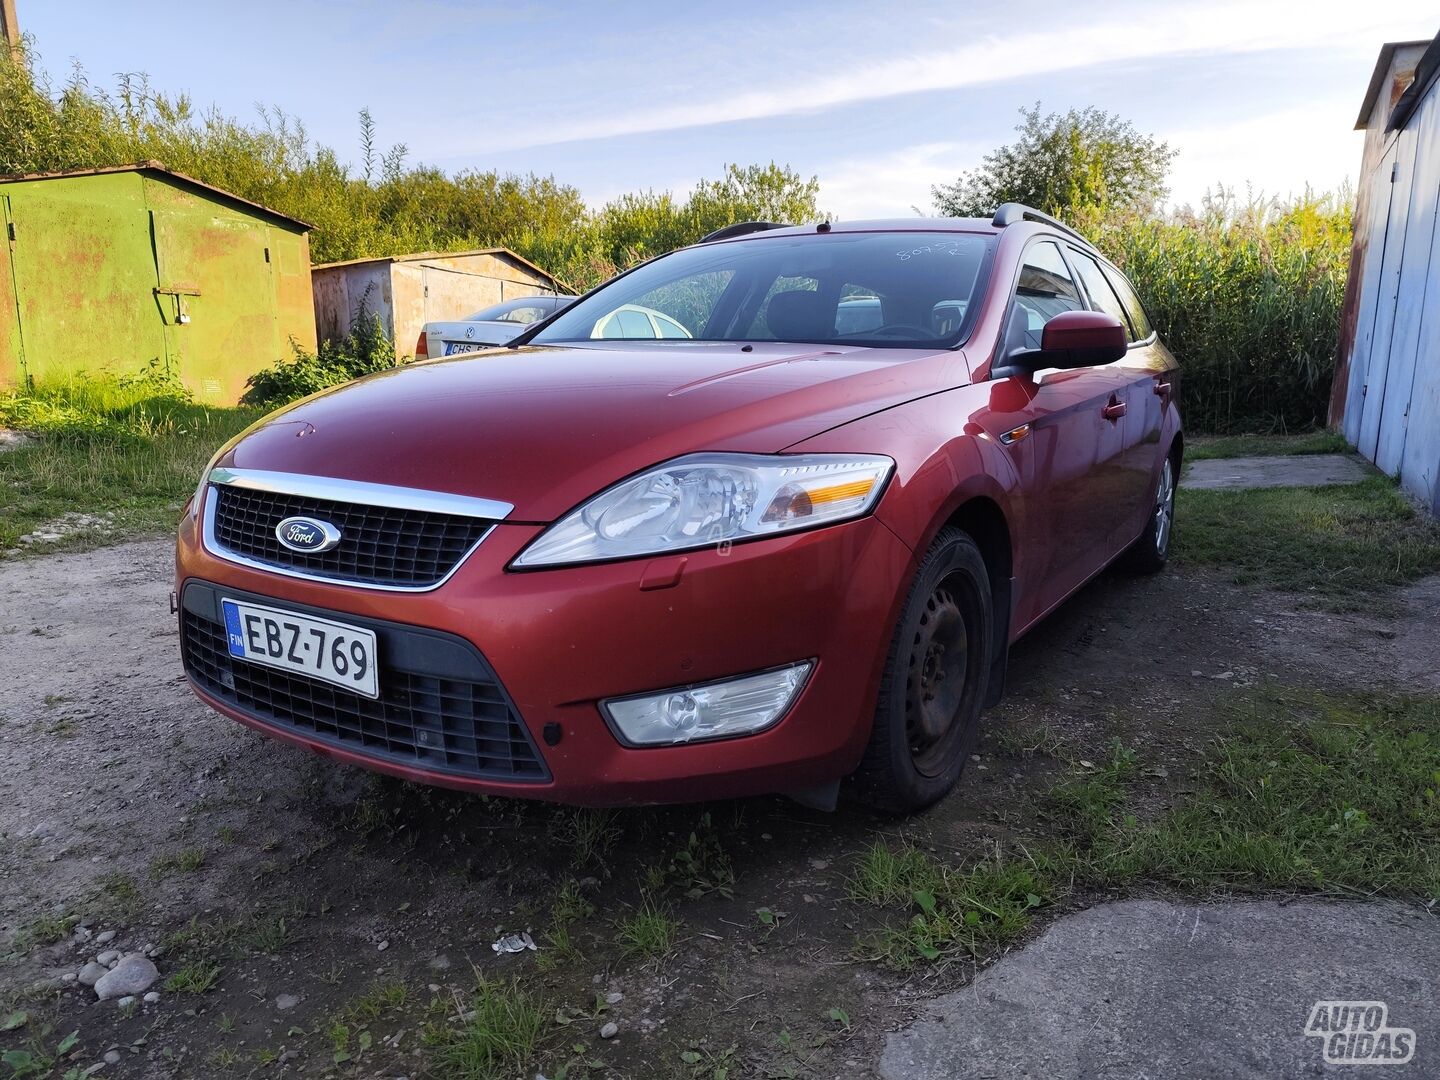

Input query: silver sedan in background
[418,295,575,357]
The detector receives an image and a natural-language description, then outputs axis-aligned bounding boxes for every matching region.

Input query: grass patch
[851,844,1049,970]
[164,959,222,994]
[615,897,680,960]
[421,977,546,1080]
[1060,689,1440,897]
[14,913,77,950]
[0,376,263,554]
[1175,477,1440,610]
[149,847,206,879]
[1186,430,1349,461]
[856,690,1440,968]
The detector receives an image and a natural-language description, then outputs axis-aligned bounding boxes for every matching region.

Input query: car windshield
[530,231,994,349]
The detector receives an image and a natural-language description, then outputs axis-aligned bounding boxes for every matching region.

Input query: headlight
[512,453,894,568]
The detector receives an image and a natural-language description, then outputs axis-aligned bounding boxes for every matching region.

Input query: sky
[15,0,1439,219]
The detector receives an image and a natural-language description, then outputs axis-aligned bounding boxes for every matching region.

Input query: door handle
[1154,381,1172,400]
[1102,399,1127,421]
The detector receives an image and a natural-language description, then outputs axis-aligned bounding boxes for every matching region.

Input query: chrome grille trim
[201,468,512,593]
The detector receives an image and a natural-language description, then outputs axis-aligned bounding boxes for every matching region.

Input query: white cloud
[466,0,1437,152]
[1163,107,1365,206]
[817,141,990,219]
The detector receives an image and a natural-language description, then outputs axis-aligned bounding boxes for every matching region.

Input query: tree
[597,162,821,268]
[932,104,1175,221]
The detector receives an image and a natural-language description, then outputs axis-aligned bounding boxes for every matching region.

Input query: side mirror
[1034,310,1128,368]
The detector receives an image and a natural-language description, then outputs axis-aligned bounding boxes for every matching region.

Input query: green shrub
[241,296,395,408]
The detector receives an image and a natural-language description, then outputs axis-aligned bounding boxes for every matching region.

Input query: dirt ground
[0,535,1436,1079]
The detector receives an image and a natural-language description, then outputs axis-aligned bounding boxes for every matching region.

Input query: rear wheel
[853,528,992,813]
[1124,454,1177,573]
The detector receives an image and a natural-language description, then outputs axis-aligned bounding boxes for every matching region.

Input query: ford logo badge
[275,516,342,554]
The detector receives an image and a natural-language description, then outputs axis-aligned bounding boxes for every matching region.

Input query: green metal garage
[0,161,316,402]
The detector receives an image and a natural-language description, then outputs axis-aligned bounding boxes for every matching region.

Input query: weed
[555,809,621,869]
[342,979,407,1024]
[615,897,680,960]
[149,847,205,880]
[421,977,546,1080]
[858,848,1048,970]
[15,912,77,949]
[551,880,596,926]
[93,872,144,919]
[207,1046,241,1068]
[0,1027,79,1078]
[665,813,735,898]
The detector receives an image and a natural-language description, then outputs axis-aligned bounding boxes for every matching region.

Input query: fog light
[602,662,814,746]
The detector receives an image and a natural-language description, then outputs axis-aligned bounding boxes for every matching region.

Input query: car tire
[853,528,993,814]
[1123,452,1178,574]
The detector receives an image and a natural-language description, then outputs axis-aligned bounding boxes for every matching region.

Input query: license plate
[221,599,379,698]
[444,340,485,355]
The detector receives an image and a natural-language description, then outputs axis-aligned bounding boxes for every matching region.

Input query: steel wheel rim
[1155,459,1175,555]
[903,579,978,777]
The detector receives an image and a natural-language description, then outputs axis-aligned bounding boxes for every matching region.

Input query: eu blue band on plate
[221,601,247,658]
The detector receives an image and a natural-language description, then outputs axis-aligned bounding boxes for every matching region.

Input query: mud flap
[786,780,840,812]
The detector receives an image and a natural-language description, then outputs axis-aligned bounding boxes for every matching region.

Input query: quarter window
[1069,250,1135,340]
[1102,265,1154,340]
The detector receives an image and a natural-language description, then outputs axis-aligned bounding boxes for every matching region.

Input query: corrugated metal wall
[1341,70,1440,514]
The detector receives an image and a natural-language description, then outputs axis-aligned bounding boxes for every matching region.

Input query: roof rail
[699,221,792,243]
[991,202,1093,247]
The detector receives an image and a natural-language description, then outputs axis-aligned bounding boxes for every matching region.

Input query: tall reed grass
[1085,191,1352,434]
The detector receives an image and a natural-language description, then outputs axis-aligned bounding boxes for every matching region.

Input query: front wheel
[852,528,992,814]
[1124,454,1177,573]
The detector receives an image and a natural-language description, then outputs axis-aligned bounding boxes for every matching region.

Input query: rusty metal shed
[1331,33,1440,514]
[0,161,316,402]
[311,248,565,360]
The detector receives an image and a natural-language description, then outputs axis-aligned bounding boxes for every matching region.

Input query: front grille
[181,604,547,782]
[209,483,494,588]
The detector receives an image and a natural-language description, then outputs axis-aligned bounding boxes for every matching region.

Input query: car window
[1068,250,1135,339]
[1004,240,1083,356]
[616,309,655,338]
[1101,265,1153,340]
[653,312,693,339]
[532,231,994,349]
[492,304,550,325]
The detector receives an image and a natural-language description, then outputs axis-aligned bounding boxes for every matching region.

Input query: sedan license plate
[444,340,485,355]
[221,599,379,698]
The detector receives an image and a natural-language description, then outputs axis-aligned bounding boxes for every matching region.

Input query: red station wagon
[176,205,1181,813]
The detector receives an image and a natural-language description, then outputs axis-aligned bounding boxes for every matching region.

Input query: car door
[994,240,1135,615]
[1068,248,1172,549]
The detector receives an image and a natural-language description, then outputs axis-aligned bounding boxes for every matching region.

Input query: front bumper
[176,505,915,805]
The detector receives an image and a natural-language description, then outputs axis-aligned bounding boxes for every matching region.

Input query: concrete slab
[879,899,1439,1079]
[1185,454,1371,490]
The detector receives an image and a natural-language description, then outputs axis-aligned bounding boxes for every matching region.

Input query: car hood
[220,341,968,522]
